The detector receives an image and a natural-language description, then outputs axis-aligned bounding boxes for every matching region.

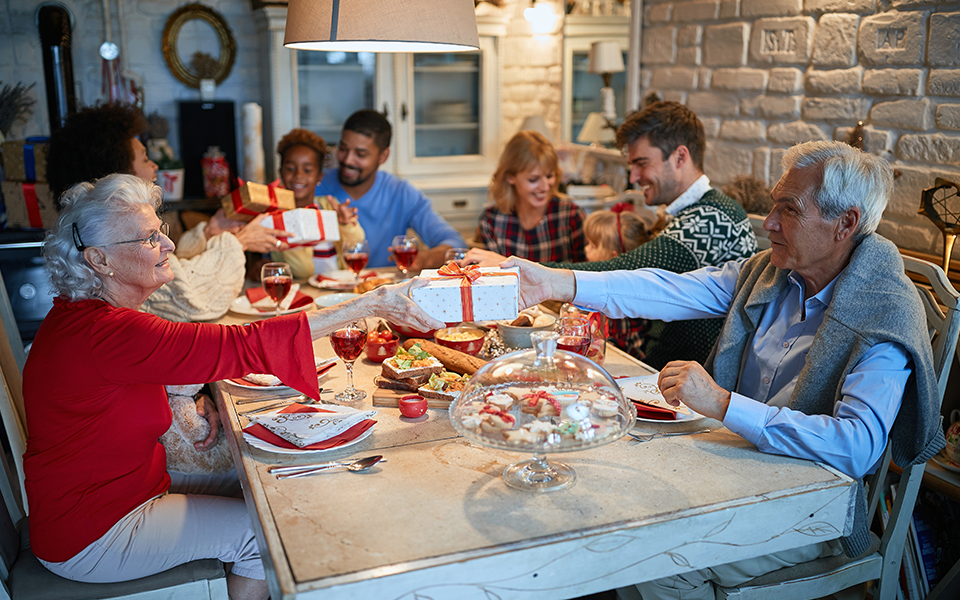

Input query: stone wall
[642,0,960,256]
[0,0,262,170]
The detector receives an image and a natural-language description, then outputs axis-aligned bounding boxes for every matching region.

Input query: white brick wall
[0,0,262,171]
[641,0,960,256]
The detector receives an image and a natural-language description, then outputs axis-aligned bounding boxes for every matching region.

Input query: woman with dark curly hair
[46,102,289,322]
[268,128,365,279]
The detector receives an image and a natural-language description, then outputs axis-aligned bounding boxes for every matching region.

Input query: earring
[108,271,114,277]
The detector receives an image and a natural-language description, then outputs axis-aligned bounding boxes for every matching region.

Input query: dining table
[210,275,856,600]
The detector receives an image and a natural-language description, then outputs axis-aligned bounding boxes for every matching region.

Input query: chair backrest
[0,274,27,521]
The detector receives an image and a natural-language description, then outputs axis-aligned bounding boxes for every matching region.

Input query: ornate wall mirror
[162,3,236,88]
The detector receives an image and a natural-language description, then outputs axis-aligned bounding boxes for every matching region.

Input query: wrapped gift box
[2,181,58,229]
[2,138,49,182]
[220,182,295,222]
[411,265,520,323]
[260,208,340,247]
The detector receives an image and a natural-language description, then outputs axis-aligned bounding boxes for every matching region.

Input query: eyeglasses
[73,222,170,252]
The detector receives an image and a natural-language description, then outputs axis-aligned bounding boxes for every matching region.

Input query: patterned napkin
[619,374,686,421]
[243,404,377,450]
[246,404,377,449]
[246,286,312,311]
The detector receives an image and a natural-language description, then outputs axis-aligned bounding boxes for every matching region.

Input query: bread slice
[381,342,444,380]
[375,373,431,392]
[417,371,470,401]
[418,386,461,402]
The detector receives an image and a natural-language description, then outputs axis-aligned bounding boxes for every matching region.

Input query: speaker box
[178,101,237,199]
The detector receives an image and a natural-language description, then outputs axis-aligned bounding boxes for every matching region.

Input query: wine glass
[260,262,293,318]
[330,320,368,403]
[343,239,370,282]
[555,316,591,356]
[391,235,419,278]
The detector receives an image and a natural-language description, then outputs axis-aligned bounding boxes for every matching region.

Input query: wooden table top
[211,282,854,600]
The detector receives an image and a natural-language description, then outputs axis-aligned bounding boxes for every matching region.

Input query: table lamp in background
[519,115,552,141]
[577,112,616,146]
[588,40,625,123]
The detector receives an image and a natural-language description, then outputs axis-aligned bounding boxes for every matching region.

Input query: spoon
[273,455,385,479]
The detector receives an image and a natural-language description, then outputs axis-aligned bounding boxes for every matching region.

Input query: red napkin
[314,271,379,282]
[230,361,336,387]
[243,404,376,450]
[245,287,313,311]
[632,400,678,421]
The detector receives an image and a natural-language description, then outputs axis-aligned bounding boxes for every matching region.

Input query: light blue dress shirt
[573,262,911,479]
[318,169,466,268]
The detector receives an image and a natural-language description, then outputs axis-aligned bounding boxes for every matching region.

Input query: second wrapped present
[220,182,295,222]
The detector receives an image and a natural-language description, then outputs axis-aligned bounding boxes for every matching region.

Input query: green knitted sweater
[549,189,757,368]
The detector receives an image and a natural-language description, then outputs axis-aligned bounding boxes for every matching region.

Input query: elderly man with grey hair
[500,140,944,600]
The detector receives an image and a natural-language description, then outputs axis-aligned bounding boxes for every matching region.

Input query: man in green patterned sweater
[557,102,757,367]
[470,102,756,367]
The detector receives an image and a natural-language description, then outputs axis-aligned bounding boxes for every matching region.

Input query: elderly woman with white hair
[496,140,943,600]
[22,174,444,600]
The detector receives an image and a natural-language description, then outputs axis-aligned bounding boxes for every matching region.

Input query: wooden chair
[716,255,960,600]
[0,283,229,599]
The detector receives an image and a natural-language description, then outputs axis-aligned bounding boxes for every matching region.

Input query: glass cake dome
[450,331,636,492]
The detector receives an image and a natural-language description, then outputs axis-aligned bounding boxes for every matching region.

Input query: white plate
[932,451,960,474]
[229,295,309,317]
[617,374,706,424]
[243,426,373,455]
[308,270,395,291]
[221,358,337,390]
[315,293,360,308]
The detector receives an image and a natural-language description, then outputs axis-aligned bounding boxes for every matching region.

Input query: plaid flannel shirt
[478,197,587,264]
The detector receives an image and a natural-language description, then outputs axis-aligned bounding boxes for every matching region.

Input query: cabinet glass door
[411,52,481,158]
[297,51,377,144]
[570,48,627,141]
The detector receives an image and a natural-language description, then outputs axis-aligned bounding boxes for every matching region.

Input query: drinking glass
[343,239,370,282]
[444,247,469,264]
[555,316,591,356]
[330,320,368,403]
[260,262,293,318]
[391,235,419,278]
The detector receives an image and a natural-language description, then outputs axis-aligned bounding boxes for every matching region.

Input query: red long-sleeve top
[22,297,319,562]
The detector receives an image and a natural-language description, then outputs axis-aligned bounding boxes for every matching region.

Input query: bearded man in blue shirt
[317,109,466,270]
[502,140,945,600]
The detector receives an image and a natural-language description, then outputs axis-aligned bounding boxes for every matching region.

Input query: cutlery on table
[628,429,711,443]
[237,397,322,416]
[235,392,331,406]
[272,455,385,479]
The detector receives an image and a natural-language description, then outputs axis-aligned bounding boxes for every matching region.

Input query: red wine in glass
[344,253,369,276]
[557,335,591,355]
[263,275,292,303]
[331,329,365,361]
[330,320,368,403]
[394,247,418,271]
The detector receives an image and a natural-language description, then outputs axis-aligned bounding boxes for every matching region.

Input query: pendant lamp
[284,0,480,53]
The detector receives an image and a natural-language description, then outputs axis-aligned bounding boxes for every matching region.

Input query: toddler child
[583,206,650,262]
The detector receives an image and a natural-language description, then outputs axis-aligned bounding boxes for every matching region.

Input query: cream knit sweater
[139,222,246,322]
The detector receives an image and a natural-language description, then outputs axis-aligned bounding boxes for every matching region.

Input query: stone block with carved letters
[749,17,815,65]
[858,11,925,66]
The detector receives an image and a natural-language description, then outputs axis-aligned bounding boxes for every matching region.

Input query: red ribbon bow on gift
[435,263,517,322]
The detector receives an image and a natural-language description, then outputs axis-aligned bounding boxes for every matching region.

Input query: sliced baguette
[375,373,432,392]
[401,339,487,375]
[381,356,444,380]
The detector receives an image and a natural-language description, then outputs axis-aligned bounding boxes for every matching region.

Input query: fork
[237,397,320,416]
[628,429,711,443]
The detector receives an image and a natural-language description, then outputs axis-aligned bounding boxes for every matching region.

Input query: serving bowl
[389,323,437,339]
[498,315,556,349]
[434,326,485,356]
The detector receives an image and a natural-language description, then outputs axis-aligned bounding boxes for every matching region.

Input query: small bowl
[498,315,556,348]
[434,326,485,357]
[365,337,399,363]
[389,322,437,339]
[398,394,428,418]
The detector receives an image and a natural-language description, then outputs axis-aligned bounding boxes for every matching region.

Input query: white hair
[44,174,162,300]
[782,141,893,242]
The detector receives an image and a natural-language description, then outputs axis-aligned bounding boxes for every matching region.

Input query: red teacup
[398,394,428,418]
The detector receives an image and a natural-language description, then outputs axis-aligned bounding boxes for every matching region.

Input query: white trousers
[39,471,262,583]
[618,539,844,600]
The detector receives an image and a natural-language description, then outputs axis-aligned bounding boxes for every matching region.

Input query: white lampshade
[588,41,625,74]
[577,112,616,145]
[519,115,552,141]
[284,0,480,53]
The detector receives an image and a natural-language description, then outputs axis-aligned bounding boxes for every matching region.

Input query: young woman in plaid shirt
[477,131,587,263]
